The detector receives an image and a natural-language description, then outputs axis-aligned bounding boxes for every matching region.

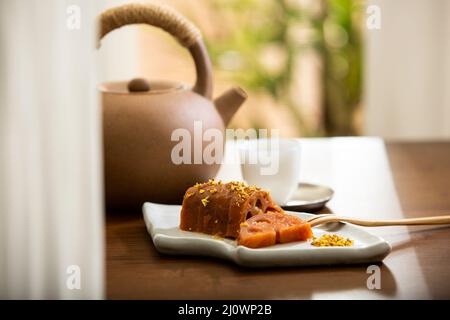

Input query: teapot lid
[99,78,187,95]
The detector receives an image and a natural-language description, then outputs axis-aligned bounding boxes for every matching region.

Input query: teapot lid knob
[128,78,151,92]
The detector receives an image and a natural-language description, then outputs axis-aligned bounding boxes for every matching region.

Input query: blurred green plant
[206,0,363,136]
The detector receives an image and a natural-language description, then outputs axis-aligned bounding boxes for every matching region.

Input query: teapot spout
[214,87,247,126]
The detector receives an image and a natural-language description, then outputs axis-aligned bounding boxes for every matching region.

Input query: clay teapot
[98,4,247,210]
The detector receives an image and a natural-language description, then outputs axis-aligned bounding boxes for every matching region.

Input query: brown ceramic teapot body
[98,4,246,210]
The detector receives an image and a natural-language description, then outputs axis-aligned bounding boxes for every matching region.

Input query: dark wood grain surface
[106,141,450,299]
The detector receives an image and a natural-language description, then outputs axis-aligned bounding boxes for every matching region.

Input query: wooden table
[106,141,450,299]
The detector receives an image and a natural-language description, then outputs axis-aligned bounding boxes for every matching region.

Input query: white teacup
[238,138,300,205]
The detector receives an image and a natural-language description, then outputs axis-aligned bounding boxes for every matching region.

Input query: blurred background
[100,0,450,140]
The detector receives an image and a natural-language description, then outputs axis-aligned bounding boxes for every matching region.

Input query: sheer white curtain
[365,0,450,140]
[0,0,103,299]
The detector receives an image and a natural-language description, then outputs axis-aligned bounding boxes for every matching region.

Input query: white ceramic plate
[143,202,391,267]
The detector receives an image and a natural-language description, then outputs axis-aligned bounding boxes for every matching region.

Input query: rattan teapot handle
[97,3,213,98]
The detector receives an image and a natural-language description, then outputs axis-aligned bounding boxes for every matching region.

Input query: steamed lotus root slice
[238,212,313,248]
[179,180,281,238]
[238,214,277,248]
[276,214,314,244]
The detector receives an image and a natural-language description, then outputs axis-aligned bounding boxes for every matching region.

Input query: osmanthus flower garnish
[311,234,354,247]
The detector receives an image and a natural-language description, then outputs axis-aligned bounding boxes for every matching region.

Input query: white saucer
[282,183,334,212]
